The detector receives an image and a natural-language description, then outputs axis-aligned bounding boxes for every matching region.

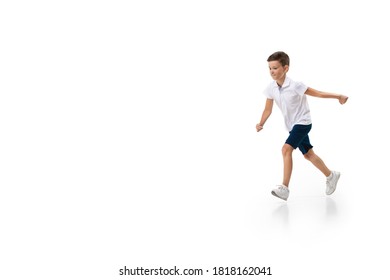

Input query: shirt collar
[272,76,291,89]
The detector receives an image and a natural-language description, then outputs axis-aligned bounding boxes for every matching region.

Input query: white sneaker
[326,171,340,195]
[271,185,289,201]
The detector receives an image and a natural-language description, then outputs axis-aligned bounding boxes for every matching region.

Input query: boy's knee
[303,153,311,160]
[281,144,294,156]
[303,150,314,160]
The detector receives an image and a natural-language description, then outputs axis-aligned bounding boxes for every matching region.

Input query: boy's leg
[303,149,331,177]
[272,124,312,200]
[304,149,340,195]
[282,144,294,187]
[271,143,293,200]
[282,124,312,188]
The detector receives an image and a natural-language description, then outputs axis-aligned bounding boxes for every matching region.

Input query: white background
[1,0,389,279]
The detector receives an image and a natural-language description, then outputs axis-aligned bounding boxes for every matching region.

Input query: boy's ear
[284,65,289,73]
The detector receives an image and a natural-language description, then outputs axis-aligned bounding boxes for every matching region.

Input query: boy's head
[267,51,289,82]
[267,51,290,66]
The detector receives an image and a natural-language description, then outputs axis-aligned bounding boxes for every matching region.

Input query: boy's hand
[339,95,348,104]
[256,123,263,132]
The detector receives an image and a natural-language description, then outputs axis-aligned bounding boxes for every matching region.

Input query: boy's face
[268,61,289,81]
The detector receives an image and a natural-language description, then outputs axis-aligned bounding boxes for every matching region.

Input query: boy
[256,51,348,201]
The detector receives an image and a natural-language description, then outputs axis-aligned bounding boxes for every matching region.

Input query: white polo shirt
[263,76,311,131]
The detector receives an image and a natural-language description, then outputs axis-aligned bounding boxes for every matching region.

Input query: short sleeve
[263,85,274,99]
[295,82,308,96]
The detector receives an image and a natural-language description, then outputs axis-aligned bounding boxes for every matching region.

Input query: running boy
[256,51,348,201]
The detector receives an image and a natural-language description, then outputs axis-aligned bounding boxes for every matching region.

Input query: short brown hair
[267,51,290,66]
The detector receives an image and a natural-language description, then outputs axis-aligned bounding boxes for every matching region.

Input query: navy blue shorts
[285,124,313,155]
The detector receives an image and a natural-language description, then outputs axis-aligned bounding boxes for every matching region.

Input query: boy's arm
[305,87,348,104]
[256,98,273,132]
